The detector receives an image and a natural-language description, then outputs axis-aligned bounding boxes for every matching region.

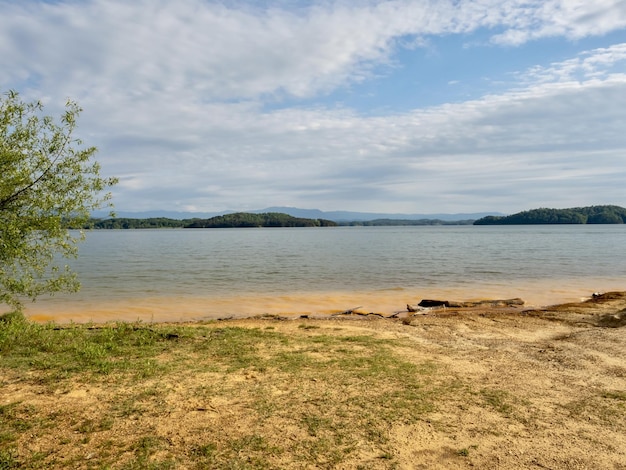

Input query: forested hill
[474,205,626,225]
[90,217,190,229]
[89,212,337,229]
[185,212,337,228]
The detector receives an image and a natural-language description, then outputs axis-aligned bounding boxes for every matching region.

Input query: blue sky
[2,0,626,215]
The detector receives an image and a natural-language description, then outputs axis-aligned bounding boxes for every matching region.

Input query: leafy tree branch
[0,90,117,309]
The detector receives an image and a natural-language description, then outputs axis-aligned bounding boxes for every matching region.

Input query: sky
[2,0,626,215]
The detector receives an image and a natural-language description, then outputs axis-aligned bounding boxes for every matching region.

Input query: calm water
[24,225,626,323]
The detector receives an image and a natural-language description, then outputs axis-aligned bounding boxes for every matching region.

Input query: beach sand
[22,279,626,324]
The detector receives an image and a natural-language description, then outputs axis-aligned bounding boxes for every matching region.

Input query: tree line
[86,215,480,229]
[87,212,338,229]
[474,205,626,225]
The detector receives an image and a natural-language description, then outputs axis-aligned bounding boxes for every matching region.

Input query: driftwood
[416,298,524,309]
[331,307,386,318]
[459,298,524,307]
[332,306,363,316]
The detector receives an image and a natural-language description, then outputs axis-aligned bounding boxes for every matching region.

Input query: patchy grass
[3,310,626,469]
[0,313,448,469]
[0,312,182,381]
[563,389,626,430]
[479,388,515,417]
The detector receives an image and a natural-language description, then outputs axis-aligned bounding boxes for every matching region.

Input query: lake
[23,225,626,323]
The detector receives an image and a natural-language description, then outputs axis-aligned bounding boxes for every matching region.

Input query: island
[184,212,337,228]
[473,205,626,225]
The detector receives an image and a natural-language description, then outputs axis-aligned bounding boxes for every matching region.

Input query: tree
[0,90,117,309]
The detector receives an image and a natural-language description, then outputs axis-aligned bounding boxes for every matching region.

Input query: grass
[0,312,181,381]
[5,310,622,468]
[0,311,450,468]
[562,389,626,431]
[479,388,515,416]
[601,390,626,401]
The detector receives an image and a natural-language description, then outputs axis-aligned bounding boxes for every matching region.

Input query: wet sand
[22,279,625,324]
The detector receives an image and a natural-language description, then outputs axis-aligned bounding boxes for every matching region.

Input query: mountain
[252,207,502,222]
[92,207,503,223]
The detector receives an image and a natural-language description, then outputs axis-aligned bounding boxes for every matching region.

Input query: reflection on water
[18,225,626,323]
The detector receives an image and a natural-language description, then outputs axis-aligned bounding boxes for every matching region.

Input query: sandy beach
[22,278,626,325]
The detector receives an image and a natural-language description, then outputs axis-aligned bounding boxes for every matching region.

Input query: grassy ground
[1,301,625,469]
[0,312,446,469]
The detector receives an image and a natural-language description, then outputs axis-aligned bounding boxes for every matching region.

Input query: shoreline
[21,286,625,325]
[18,292,567,324]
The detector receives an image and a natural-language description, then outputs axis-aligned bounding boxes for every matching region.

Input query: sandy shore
[22,281,626,324]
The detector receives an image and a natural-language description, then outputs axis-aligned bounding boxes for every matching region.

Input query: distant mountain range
[92,206,503,222]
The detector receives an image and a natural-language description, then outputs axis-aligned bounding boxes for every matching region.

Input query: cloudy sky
[2,0,626,215]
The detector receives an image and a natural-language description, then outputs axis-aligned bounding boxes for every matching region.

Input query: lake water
[23,225,626,323]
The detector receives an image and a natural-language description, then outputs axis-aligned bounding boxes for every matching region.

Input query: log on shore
[415,298,525,309]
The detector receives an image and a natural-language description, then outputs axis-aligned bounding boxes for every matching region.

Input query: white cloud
[1,0,626,213]
[1,0,402,101]
[3,0,626,102]
[514,43,626,87]
[97,67,626,212]
[490,0,626,45]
